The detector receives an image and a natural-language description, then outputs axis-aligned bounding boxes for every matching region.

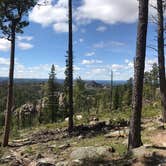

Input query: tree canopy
[0,0,37,39]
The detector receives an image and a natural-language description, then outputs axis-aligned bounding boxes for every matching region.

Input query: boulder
[132,146,150,158]
[76,115,83,120]
[55,161,69,166]
[70,146,114,164]
[58,143,70,150]
[89,121,98,125]
[0,155,15,164]
[104,129,129,138]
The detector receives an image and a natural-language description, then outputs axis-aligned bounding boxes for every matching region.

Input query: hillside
[0,103,166,166]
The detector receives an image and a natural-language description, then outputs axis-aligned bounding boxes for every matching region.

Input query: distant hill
[0,77,126,85]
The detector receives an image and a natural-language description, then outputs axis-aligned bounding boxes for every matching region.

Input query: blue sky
[0,0,159,80]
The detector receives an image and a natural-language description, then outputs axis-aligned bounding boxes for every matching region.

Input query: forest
[0,0,166,166]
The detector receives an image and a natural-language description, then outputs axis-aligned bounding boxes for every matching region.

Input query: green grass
[74,134,127,156]
[24,146,35,155]
[142,102,161,118]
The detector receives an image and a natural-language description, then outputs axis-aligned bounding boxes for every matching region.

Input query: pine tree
[74,77,86,113]
[63,53,69,118]
[123,78,133,106]
[151,63,159,100]
[68,0,74,132]
[157,0,166,122]
[0,0,36,147]
[110,70,113,111]
[113,86,120,110]
[47,65,59,123]
[128,0,149,149]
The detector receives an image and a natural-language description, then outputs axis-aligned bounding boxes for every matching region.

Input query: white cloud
[145,58,158,72]
[53,22,77,33]
[0,57,10,65]
[29,0,157,34]
[111,64,124,71]
[93,40,125,49]
[0,56,157,80]
[96,26,107,32]
[90,68,107,75]
[0,38,10,51]
[0,55,82,79]
[29,0,76,33]
[127,62,134,69]
[16,35,34,50]
[29,1,67,27]
[18,42,34,50]
[82,59,103,65]
[125,59,129,63]
[79,38,84,43]
[82,60,94,65]
[53,22,68,33]
[17,36,33,41]
[76,0,139,24]
[74,65,81,71]
[85,52,95,56]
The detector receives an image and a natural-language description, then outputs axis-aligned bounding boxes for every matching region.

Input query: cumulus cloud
[85,52,95,56]
[0,55,82,79]
[16,35,34,50]
[0,39,10,51]
[82,59,103,65]
[0,57,10,65]
[29,0,67,26]
[29,0,76,33]
[29,0,157,34]
[17,36,33,41]
[96,26,107,32]
[18,42,34,50]
[93,40,125,49]
[76,0,138,24]
[111,64,124,71]
[53,22,68,33]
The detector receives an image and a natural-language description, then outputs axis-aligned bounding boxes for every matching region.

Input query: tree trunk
[3,23,16,147]
[68,0,74,132]
[110,70,113,111]
[157,0,166,122]
[128,0,149,150]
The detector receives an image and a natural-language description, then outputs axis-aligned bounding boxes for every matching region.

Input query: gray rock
[132,146,150,158]
[0,155,15,164]
[70,146,114,163]
[69,159,83,166]
[104,129,129,138]
[58,143,70,150]
[78,135,84,140]
[56,161,69,166]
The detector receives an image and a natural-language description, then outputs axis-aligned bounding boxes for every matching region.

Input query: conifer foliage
[47,65,59,123]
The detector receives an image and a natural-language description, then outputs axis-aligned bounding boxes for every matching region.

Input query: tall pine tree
[157,0,166,122]
[47,65,59,123]
[0,0,36,147]
[128,0,149,149]
[68,0,74,132]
